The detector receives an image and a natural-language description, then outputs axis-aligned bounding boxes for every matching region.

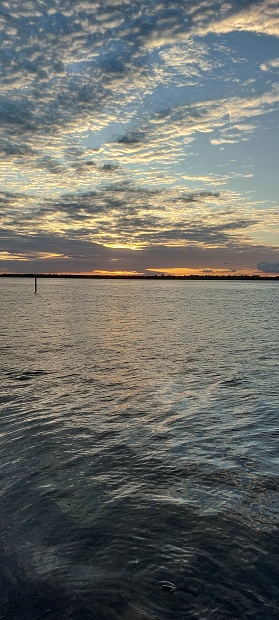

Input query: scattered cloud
[260,58,279,72]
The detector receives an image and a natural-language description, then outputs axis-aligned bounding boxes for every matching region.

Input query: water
[1,277,279,619]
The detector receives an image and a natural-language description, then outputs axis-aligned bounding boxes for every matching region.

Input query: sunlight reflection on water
[1,278,279,619]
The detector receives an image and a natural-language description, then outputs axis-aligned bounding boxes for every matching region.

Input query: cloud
[260,58,279,72]
[1,0,278,192]
[257,261,279,273]
[0,182,271,258]
[1,228,278,276]
[196,0,279,38]
[157,39,223,82]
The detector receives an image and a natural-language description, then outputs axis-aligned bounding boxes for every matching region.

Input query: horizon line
[1,273,278,280]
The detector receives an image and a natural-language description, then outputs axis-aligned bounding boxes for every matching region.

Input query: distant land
[1,274,278,281]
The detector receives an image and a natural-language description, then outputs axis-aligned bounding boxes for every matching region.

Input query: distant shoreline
[0,273,278,281]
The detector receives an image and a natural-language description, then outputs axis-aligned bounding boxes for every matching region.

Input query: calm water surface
[1,278,279,619]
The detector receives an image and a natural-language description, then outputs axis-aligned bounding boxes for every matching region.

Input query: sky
[1,0,279,276]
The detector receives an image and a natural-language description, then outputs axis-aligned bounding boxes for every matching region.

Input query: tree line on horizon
[0,273,278,280]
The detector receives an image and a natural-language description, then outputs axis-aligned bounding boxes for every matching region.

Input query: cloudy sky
[1,0,279,275]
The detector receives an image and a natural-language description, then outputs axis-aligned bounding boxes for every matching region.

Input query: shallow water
[1,278,279,619]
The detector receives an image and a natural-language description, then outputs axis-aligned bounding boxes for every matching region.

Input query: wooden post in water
[34,275,37,294]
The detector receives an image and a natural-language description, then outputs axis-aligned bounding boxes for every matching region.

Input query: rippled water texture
[1,278,279,619]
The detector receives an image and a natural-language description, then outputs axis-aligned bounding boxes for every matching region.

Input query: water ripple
[0,279,279,619]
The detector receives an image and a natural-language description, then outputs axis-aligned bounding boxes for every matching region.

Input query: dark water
[1,278,279,619]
